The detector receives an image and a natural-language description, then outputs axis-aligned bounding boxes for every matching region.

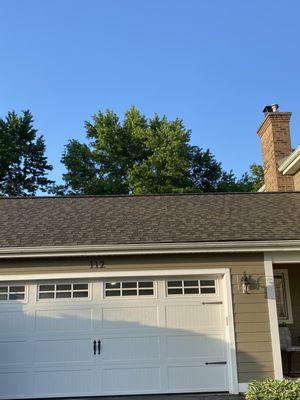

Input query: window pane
[106,282,120,289]
[122,290,137,296]
[168,281,182,287]
[184,280,198,287]
[275,275,288,319]
[73,284,88,290]
[39,292,55,299]
[184,288,199,294]
[106,290,121,296]
[9,293,24,300]
[139,282,153,288]
[122,282,137,289]
[0,294,7,300]
[56,292,72,299]
[9,286,25,293]
[168,288,183,295]
[73,291,88,298]
[201,287,216,294]
[139,289,154,296]
[200,280,215,287]
[56,284,71,291]
[39,285,55,292]
[0,287,8,293]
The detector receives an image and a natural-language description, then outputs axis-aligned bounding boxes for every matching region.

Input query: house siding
[0,252,274,383]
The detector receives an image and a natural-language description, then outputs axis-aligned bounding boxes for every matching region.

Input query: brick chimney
[257,104,294,192]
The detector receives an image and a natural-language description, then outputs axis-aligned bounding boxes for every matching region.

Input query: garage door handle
[202,301,223,305]
[98,340,101,355]
[93,340,97,355]
[205,361,227,365]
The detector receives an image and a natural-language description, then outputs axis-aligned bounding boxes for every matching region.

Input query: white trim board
[223,269,239,394]
[0,267,239,395]
[238,383,249,393]
[0,268,227,282]
[269,251,300,264]
[264,254,283,380]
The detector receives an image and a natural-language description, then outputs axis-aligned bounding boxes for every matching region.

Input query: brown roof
[0,192,299,248]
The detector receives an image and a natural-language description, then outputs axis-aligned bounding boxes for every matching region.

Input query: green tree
[189,146,239,192]
[61,107,192,194]
[235,163,264,192]
[0,110,53,196]
[60,107,263,195]
[128,115,191,193]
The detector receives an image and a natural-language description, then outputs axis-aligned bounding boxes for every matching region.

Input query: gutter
[1,240,300,258]
[278,146,300,175]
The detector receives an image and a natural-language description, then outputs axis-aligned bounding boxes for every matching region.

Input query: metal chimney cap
[263,104,279,115]
[271,104,279,112]
[263,105,273,114]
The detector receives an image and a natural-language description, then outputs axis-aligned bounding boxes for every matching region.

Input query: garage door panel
[102,366,161,394]
[0,311,28,333]
[165,304,224,330]
[34,368,95,397]
[0,340,30,365]
[103,306,159,329]
[102,336,160,361]
[34,338,94,363]
[34,308,94,332]
[166,333,226,359]
[167,365,228,391]
[0,371,29,398]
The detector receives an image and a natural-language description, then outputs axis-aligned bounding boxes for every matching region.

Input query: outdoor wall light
[241,273,251,294]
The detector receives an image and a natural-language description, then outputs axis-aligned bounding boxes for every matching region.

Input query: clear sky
[1,0,300,184]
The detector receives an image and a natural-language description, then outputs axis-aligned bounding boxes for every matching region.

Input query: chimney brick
[257,111,294,192]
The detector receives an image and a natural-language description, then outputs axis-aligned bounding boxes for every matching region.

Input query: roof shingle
[0,192,299,248]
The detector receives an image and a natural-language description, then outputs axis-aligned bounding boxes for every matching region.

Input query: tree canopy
[60,107,263,195]
[0,110,53,196]
[0,107,264,196]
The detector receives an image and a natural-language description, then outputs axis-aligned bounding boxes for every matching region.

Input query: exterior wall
[294,170,300,191]
[274,264,300,372]
[0,253,274,383]
[257,112,294,192]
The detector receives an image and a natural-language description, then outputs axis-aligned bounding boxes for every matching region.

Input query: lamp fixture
[241,273,251,294]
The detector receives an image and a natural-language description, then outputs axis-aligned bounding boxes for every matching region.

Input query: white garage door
[0,275,230,398]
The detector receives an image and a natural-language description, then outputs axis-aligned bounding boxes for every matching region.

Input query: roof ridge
[0,192,300,200]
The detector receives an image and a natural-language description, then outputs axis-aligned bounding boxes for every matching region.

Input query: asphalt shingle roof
[0,192,299,248]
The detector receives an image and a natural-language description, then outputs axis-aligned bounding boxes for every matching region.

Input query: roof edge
[1,240,300,258]
[1,191,300,200]
[278,146,300,175]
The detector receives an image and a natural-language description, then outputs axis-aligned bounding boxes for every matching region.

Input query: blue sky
[1,0,300,184]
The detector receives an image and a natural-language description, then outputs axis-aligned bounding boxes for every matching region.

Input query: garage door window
[167,279,216,295]
[105,281,154,297]
[0,285,25,301]
[38,283,89,300]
